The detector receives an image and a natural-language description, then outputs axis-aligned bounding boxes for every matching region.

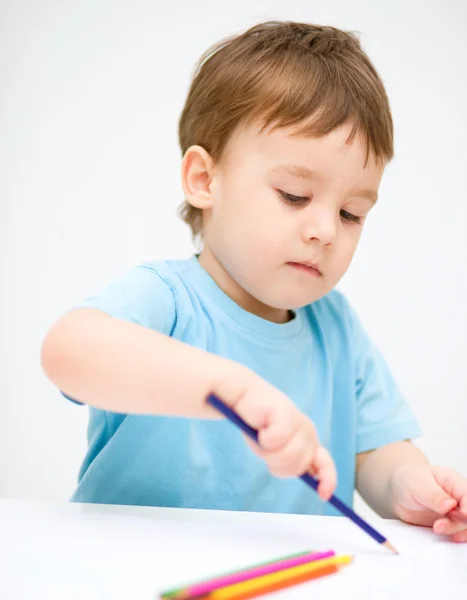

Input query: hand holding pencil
[211,369,337,500]
[208,392,398,554]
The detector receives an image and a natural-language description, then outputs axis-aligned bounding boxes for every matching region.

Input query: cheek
[215,182,281,239]
[337,229,362,267]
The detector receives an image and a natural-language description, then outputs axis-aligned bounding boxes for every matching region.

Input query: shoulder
[76,258,198,335]
[112,257,198,302]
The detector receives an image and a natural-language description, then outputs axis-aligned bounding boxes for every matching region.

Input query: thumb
[417,474,457,514]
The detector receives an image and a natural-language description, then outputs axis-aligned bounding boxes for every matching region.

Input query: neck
[197,248,292,324]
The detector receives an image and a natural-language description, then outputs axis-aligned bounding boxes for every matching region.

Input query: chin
[263,289,326,311]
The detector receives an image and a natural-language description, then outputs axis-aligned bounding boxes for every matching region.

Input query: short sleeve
[350,307,422,453]
[63,263,176,405]
[76,264,176,335]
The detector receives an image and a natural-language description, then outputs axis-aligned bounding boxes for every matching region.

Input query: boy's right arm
[41,308,336,498]
[41,307,243,418]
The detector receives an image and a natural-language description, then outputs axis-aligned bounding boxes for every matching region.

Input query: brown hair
[178,21,394,239]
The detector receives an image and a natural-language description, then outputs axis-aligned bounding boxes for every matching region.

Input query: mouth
[287,261,322,277]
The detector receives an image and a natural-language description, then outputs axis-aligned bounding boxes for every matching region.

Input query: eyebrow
[271,164,323,181]
[271,164,378,204]
[349,188,378,204]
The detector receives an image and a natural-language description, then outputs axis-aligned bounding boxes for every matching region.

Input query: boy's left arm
[356,441,467,543]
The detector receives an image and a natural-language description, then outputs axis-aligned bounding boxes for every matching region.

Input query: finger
[243,435,266,458]
[310,446,337,501]
[413,472,457,515]
[447,508,467,522]
[452,530,467,543]
[265,430,316,478]
[234,393,276,436]
[433,517,467,536]
[257,409,301,453]
[432,467,467,512]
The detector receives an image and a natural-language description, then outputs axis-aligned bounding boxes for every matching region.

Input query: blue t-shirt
[68,256,421,514]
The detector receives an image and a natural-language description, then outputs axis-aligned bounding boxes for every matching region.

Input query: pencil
[200,555,352,600]
[161,549,312,598]
[212,563,338,600]
[210,564,338,600]
[207,392,399,555]
[169,549,335,598]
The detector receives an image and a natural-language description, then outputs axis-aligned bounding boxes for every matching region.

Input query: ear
[181,145,215,210]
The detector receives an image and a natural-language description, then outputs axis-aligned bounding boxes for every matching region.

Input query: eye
[340,209,362,225]
[278,190,310,206]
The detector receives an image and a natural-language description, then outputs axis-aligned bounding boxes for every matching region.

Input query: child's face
[195,121,384,322]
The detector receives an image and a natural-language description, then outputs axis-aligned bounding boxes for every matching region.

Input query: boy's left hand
[390,465,467,543]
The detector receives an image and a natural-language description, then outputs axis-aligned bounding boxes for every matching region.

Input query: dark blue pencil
[207,392,398,554]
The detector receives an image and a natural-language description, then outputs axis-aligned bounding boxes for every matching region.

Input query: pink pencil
[181,549,335,598]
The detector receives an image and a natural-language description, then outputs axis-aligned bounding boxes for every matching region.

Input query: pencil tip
[382,540,399,555]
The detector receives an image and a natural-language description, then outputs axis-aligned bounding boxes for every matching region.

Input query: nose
[301,204,337,245]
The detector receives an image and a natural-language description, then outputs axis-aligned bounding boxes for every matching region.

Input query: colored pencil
[161,549,312,598]
[169,549,335,598]
[207,392,398,554]
[210,563,338,600]
[197,555,352,600]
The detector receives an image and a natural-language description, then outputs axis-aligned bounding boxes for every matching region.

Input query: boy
[42,21,467,541]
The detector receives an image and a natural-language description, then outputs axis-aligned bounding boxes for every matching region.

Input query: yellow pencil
[209,555,353,599]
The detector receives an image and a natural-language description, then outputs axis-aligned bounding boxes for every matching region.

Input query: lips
[300,261,320,271]
[287,261,322,277]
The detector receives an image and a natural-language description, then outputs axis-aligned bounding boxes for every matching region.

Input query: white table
[1,499,466,599]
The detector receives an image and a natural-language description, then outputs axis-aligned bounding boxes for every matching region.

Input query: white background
[1,0,466,512]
